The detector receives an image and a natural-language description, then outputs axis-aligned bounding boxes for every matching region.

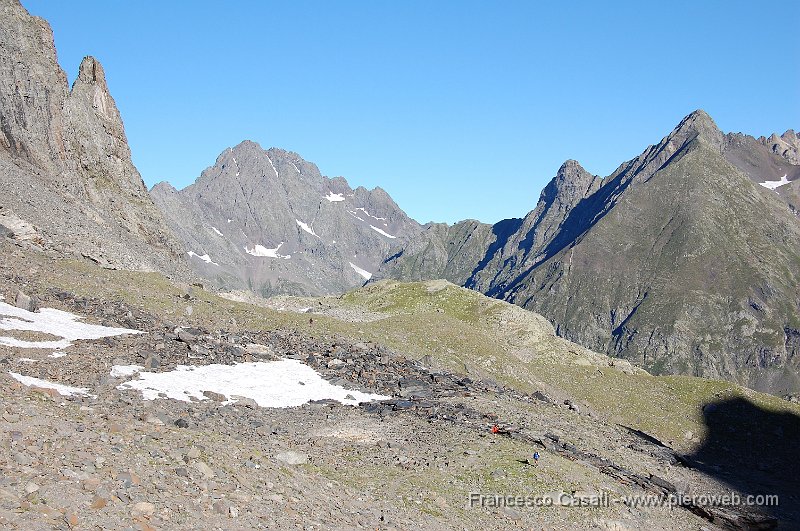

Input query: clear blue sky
[22,0,800,224]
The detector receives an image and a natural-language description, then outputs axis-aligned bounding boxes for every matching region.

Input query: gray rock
[12,452,33,466]
[231,397,258,408]
[143,354,161,369]
[144,413,164,426]
[212,499,231,515]
[192,460,215,478]
[175,327,203,343]
[13,290,39,313]
[131,501,155,517]
[202,390,226,402]
[274,451,308,465]
[186,447,201,459]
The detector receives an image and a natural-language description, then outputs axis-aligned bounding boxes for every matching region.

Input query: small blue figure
[532,451,540,465]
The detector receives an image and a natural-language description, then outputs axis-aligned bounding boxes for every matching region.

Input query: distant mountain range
[150,141,421,296]
[376,111,800,396]
[2,0,798,396]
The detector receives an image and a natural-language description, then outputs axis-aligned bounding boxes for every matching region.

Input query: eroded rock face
[0,0,188,275]
[378,110,800,396]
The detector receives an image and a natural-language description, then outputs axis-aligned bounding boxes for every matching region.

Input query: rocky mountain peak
[226,139,265,160]
[67,56,125,141]
[0,0,68,173]
[379,109,800,398]
[363,185,392,203]
[74,56,106,88]
[150,181,178,195]
[613,110,726,189]
[556,159,591,183]
[670,109,724,148]
[542,159,599,209]
[151,142,422,296]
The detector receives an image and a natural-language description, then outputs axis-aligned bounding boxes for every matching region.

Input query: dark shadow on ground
[689,396,800,528]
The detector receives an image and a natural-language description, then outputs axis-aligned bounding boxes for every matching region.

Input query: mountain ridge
[376,109,800,396]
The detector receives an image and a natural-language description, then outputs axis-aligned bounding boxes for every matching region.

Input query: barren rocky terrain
[1,236,797,530]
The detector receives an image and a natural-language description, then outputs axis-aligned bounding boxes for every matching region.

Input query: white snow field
[1,301,142,398]
[116,359,388,408]
[0,301,141,350]
[325,192,345,202]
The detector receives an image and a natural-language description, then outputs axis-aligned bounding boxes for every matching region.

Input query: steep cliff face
[0,0,187,274]
[378,111,800,396]
[151,141,422,296]
[0,0,67,175]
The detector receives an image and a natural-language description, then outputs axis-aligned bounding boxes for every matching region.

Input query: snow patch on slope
[760,174,790,190]
[347,210,367,223]
[326,192,345,202]
[1,337,70,349]
[370,226,397,238]
[0,301,141,350]
[229,148,240,177]
[296,219,319,237]
[110,365,145,378]
[267,155,279,178]
[245,243,291,259]
[188,251,219,266]
[9,371,96,398]
[117,360,388,407]
[355,207,387,221]
[349,262,373,280]
[211,226,223,236]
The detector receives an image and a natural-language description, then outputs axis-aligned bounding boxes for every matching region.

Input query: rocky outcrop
[759,130,800,165]
[0,0,188,274]
[150,141,422,296]
[378,110,800,396]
